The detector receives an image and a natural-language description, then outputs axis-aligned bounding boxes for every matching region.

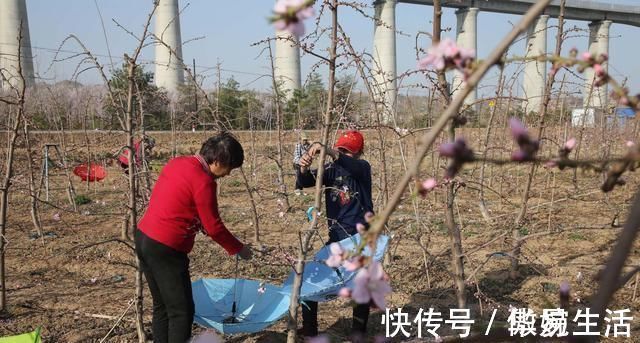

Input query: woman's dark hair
[199,131,244,169]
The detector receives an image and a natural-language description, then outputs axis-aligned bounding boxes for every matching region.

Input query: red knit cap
[335,130,364,154]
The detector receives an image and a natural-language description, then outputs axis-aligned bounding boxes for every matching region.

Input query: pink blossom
[438,138,473,160]
[509,117,529,141]
[560,281,570,295]
[351,261,392,309]
[564,138,576,151]
[509,117,539,161]
[580,52,592,61]
[343,256,363,271]
[619,96,630,106]
[273,0,315,37]
[325,243,343,268]
[593,63,605,76]
[52,213,61,221]
[418,178,437,197]
[439,139,474,178]
[191,330,222,343]
[274,19,305,38]
[511,150,528,162]
[440,39,459,57]
[438,139,473,160]
[422,178,437,191]
[458,45,475,61]
[560,281,570,303]
[274,0,306,16]
[338,287,351,298]
[417,53,445,71]
[438,142,457,157]
[417,38,475,72]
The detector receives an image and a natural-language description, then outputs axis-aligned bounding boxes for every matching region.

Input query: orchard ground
[1,128,639,342]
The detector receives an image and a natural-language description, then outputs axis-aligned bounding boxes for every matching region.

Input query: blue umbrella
[280,233,389,302]
[192,233,389,334]
[192,278,290,334]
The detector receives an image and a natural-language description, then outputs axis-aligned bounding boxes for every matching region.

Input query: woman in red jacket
[135,132,252,343]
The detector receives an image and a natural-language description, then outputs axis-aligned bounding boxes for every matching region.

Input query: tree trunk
[22,112,43,238]
[0,105,23,312]
[478,70,505,222]
[286,2,338,341]
[511,0,566,278]
[124,60,137,242]
[240,167,261,243]
[433,0,466,309]
[267,40,290,213]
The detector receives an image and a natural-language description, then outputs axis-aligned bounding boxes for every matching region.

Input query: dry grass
[1,127,639,342]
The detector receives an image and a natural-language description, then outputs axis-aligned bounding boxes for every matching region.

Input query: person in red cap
[118,136,155,175]
[136,131,253,343]
[296,130,373,339]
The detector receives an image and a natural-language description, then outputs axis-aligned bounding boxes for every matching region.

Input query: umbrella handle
[231,254,240,317]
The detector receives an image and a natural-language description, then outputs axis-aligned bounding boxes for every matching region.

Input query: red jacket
[138,155,244,255]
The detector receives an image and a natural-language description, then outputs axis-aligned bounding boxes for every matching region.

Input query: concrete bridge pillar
[373,0,397,123]
[522,15,549,113]
[452,7,479,109]
[154,0,185,94]
[0,0,35,90]
[274,30,301,99]
[583,20,612,109]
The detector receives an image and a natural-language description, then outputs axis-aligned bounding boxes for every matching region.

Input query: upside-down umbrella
[192,233,389,335]
[192,278,290,335]
[73,163,106,182]
[280,233,390,302]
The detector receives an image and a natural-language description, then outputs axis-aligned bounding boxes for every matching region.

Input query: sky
[24,0,640,98]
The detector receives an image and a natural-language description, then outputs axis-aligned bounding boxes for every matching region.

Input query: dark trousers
[302,301,370,337]
[294,163,303,190]
[135,230,195,343]
[302,228,370,337]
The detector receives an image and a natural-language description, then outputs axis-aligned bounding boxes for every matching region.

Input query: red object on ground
[335,130,364,154]
[73,163,107,182]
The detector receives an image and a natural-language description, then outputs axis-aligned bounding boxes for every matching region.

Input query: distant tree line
[21,64,582,131]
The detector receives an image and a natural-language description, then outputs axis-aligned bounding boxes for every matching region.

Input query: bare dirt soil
[1,128,639,342]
